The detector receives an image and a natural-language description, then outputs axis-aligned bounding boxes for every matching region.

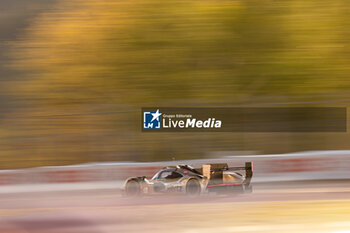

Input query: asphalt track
[0,181,350,233]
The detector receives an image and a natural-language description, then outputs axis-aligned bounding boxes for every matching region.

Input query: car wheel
[186,179,201,196]
[245,185,253,193]
[125,180,140,196]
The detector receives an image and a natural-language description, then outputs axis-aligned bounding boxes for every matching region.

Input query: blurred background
[1,0,350,169]
[1,1,350,233]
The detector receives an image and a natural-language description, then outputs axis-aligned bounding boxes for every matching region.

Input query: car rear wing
[202,162,253,185]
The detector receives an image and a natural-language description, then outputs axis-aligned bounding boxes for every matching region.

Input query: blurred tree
[2,0,350,167]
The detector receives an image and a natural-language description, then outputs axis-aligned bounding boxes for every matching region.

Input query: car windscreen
[157,171,183,180]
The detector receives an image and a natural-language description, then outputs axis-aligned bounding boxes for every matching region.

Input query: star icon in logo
[151,109,161,122]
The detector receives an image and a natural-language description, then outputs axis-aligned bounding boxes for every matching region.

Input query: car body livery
[123,162,253,196]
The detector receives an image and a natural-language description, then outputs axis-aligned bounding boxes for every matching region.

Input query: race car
[123,162,253,196]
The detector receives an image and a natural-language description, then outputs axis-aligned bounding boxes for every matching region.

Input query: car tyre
[186,179,201,196]
[125,180,140,196]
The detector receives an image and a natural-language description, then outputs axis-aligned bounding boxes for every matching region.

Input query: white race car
[123,162,253,196]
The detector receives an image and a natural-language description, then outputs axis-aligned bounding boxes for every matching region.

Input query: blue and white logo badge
[143,109,162,129]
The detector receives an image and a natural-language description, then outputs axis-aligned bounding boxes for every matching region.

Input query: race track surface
[0,181,350,233]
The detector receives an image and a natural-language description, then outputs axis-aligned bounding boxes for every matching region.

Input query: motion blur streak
[0,182,350,233]
[0,0,349,232]
[0,0,350,167]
